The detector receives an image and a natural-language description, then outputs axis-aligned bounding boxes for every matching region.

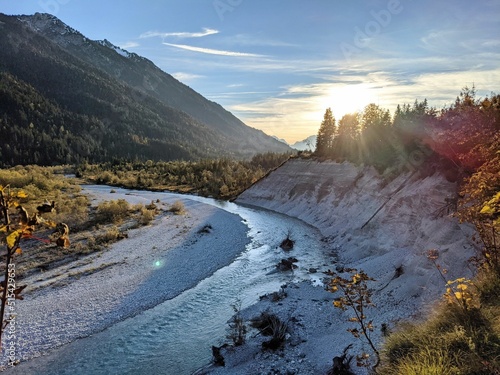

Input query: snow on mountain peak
[19,12,80,37]
[18,14,141,61]
[291,135,316,151]
[96,39,132,58]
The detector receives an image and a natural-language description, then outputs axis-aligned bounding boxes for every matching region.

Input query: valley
[0,5,498,374]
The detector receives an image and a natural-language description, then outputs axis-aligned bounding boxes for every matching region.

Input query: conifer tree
[316,108,337,156]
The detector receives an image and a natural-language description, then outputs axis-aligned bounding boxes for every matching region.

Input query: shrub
[94,226,127,245]
[0,183,71,347]
[226,302,247,346]
[328,268,380,369]
[381,249,500,374]
[380,288,500,374]
[250,312,288,350]
[138,207,155,225]
[52,195,89,229]
[96,199,131,223]
[169,200,185,215]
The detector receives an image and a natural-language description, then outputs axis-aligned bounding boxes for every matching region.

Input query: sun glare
[321,84,378,120]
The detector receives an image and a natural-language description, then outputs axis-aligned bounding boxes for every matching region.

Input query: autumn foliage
[327,268,380,370]
[0,185,69,348]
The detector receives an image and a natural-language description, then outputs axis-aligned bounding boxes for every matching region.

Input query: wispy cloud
[119,41,139,49]
[140,28,218,39]
[171,72,204,82]
[163,43,264,57]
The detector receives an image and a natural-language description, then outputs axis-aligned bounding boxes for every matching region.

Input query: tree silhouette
[316,108,337,156]
[336,113,361,161]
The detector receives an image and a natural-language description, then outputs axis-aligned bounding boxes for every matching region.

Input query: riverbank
[206,159,476,374]
[2,186,250,372]
[2,158,478,374]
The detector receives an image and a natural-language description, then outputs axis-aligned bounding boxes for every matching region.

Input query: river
[8,186,329,375]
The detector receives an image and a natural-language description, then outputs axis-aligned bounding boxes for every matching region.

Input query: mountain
[0,13,290,166]
[290,135,316,151]
[271,135,289,145]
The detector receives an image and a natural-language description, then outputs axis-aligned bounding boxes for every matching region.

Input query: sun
[321,84,378,120]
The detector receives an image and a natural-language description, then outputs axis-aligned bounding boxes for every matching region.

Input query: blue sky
[2,0,499,143]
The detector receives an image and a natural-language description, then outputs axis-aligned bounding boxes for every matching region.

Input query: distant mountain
[0,13,290,166]
[290,135,316,151]
[271,136,289,145]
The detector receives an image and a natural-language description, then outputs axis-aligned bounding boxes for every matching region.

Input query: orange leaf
[15,248,22,255]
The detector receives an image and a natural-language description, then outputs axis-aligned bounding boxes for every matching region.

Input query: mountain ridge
[0,13,290,166]
[18,13,283,152]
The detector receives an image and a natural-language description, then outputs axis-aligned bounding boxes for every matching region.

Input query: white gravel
[1,187,250,371]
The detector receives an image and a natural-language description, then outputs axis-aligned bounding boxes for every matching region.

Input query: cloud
[171,72,204,82]
[481,40,500,48]
[119,41,140,49]
[162,43,265,57]
[140,28,218,39]
[226,65,500,143]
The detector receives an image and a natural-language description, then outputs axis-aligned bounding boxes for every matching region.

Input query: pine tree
[316,108,337,156]
[336,113,360,161]
[338,113,360,141]
[361,104,391,131]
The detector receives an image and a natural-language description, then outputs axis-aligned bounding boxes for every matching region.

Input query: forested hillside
[0,13,290,167]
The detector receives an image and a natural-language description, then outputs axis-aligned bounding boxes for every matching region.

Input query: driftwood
[279,229,295,251]
[276,257,298,271]
[279,237,294,251]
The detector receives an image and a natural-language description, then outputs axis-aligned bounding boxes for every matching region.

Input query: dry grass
[93,226,127,245]
[137,207,155,225]
[0,166,161,280]
[96,199,131,223]
[380,270,500,375]
[169,200,185,215]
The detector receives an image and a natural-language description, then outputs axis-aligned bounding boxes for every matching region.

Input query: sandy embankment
[207,159,477,375]
[1,187,249,370]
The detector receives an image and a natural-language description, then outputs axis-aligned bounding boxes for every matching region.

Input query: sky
[1,0,500,143]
